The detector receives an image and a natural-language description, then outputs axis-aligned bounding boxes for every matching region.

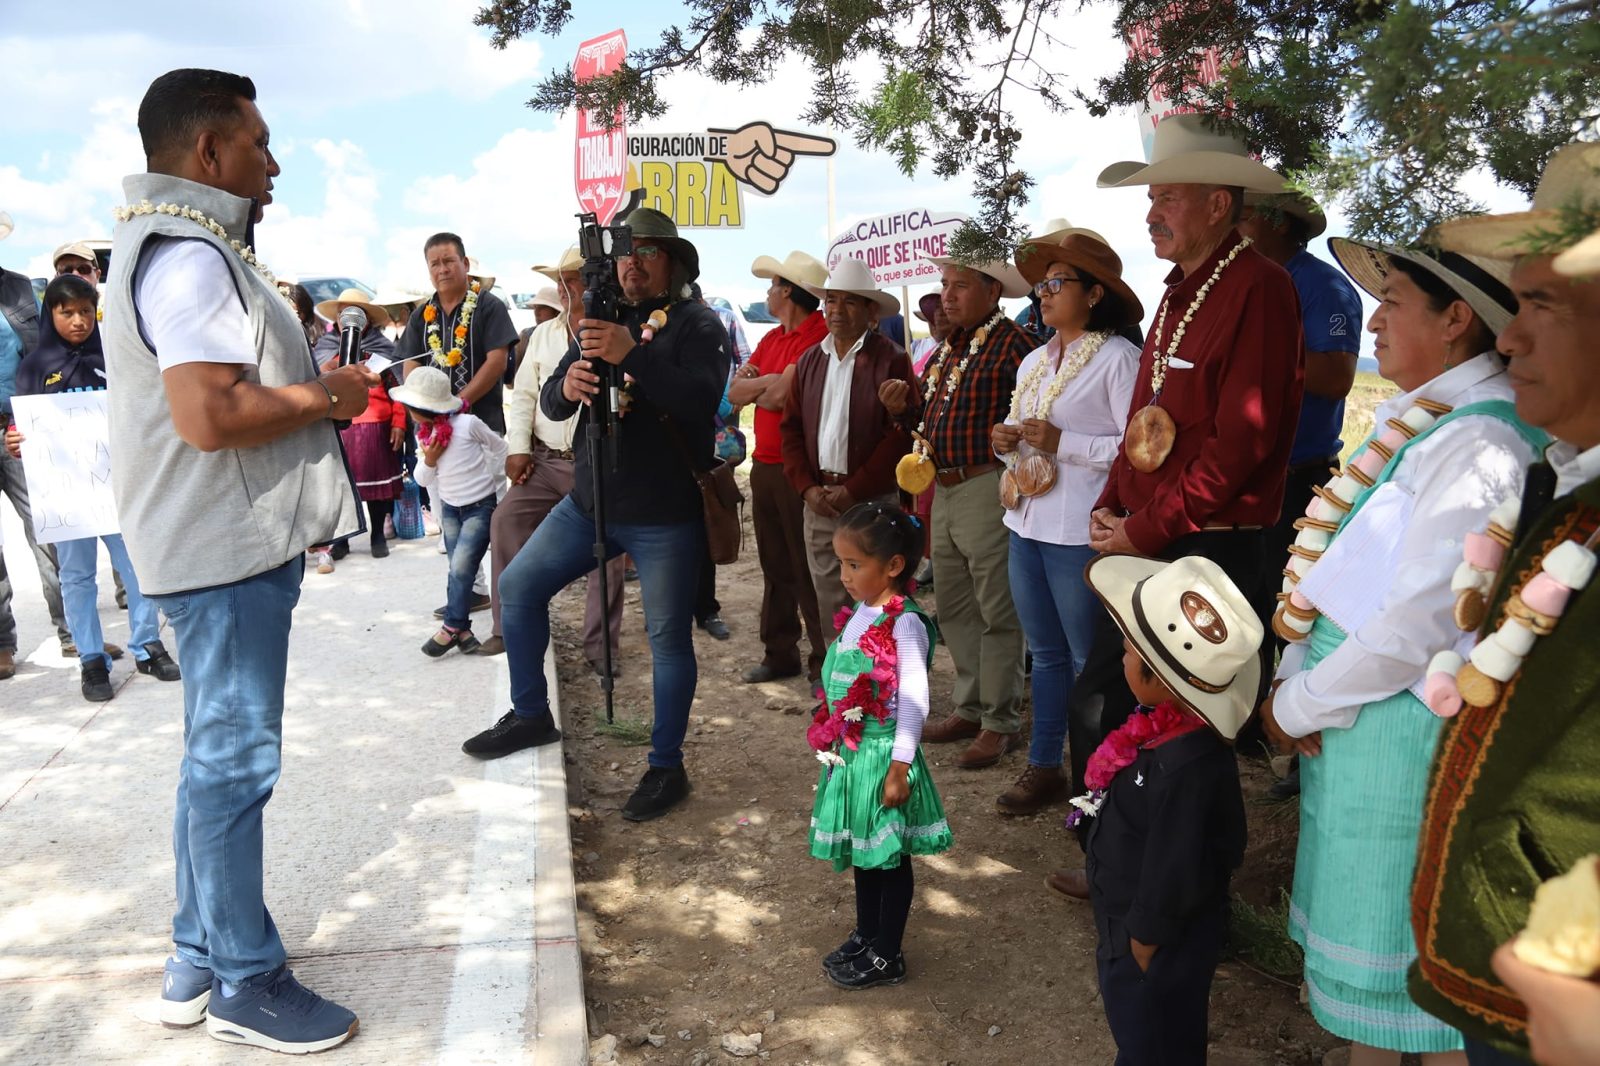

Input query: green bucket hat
[624,207,700,292]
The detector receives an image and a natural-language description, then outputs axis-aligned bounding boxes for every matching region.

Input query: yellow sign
[625,124,836,230]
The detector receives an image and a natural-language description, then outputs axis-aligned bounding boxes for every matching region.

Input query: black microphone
[337,305,367,366]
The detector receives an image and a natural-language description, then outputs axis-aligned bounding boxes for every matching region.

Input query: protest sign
[826,209,968,287]
[12,391,119,544]
[1123,13,1235,160]
[574,29,629,224]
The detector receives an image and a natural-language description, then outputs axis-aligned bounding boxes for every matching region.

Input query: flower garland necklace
[895,308,1008,493]
[415,399,469,449]
[1000,330,1112,508]
[423,281,480,369]
[112,200,286,298]
[807,596,907,766]
[1064,701,1203,828]
[1270,397,1455,643]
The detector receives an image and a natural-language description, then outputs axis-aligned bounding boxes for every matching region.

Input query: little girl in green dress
[807,501,952,989]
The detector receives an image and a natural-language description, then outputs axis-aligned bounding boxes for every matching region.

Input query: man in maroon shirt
[729,251,831,685]
[1048,115,1306,901]
[881,252,1034,769]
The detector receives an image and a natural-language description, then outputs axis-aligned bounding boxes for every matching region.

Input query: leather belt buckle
[820,471,849,486]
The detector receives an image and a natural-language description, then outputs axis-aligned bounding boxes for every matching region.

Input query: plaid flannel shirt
[910,314,1033,470]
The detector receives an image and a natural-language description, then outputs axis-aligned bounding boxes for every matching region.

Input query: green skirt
[808,718,952,872]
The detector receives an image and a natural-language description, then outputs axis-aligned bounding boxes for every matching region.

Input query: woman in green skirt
[1260,242,1546,1064]
[807,502,952,990]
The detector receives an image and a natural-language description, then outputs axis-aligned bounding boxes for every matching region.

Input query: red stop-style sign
[573,29,629,225]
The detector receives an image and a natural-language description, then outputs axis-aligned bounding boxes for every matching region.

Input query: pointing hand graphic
[706,122,836,194]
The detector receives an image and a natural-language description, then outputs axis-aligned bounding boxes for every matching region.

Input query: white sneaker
[422,508,441,536]
[315,551,334,574]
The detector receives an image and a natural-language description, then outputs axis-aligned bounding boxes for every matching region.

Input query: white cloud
[257,139,383,282]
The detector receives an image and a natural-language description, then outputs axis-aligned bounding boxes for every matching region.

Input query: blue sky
[0,1,1523,348]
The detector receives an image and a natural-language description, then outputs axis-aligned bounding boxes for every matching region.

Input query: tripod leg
[588,412,616,724]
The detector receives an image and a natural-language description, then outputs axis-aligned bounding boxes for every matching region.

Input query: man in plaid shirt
[880,253,1034,768]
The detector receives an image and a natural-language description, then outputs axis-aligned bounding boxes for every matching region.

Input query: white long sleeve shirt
[412,411,508,507]
[999,331,1140,545]
[506,314,580,455]
[836,602,931,765]
[1272,353,1541,738]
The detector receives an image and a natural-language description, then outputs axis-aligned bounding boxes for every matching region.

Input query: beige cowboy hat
[917,250,1031,299]
[315,287,392,329]
[1098,113,1289,194]
[467,257,495,291]
[1242,190,1328,240]
[1434,142,1600,261]
[533,244,583,282]
[751,249,828,291]
[1013,232,1145,328]
[803,255,900,314]
[1555,229,1600,278]
[1084,554,1264,741]
[370,289,427,322]
[530,286,563,313]
[389,365,461,414]
[1328,238,1516,336]
[0,211,11,242]
[1026,216,1110,248]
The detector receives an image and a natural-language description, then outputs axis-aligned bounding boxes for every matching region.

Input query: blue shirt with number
[1285,249,1362,465]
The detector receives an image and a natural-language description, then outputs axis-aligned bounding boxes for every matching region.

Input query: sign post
[825,209,969,288]
[573,29,629,224]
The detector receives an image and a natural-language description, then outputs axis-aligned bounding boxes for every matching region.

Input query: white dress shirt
[135,237,257,370]
[1272,353,1542,738]
[1547,439,1600,498]
[998,331,1140,545]
[412,411,508,507]
[506,314,580,456]
[817,331,865,475]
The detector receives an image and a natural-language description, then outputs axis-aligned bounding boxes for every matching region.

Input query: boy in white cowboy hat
[1076,553,1257,1066]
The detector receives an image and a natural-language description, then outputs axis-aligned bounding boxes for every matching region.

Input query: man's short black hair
[778,277,820,314]
[138,68,257,164]
[425,232,467,261]
[44,273,97,312]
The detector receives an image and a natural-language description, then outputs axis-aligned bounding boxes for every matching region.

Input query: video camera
[576,211,631,326]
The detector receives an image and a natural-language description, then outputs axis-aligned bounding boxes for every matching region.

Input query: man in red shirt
[729,251,831,685]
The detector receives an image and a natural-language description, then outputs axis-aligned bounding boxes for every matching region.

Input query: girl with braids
[806,501,952,989]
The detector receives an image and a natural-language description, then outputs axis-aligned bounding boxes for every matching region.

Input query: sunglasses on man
[57,262,97,277]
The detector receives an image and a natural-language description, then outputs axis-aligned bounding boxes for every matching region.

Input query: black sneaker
[822,930,871,970]
[81,661,114,702]
[136,641,182,682]
[622,766,691,822]
[462,710,562,759]
[204,965,357,1053]
[825,946,906,990]
[329,540,350,561]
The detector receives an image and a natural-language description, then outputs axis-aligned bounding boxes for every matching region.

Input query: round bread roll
[1514,854,1600,978]
[1125,405,1176,474]
[896,453,935,495]
[998,469,1022,510]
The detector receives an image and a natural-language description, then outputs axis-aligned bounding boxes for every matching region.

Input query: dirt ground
[547,490,1349,1066]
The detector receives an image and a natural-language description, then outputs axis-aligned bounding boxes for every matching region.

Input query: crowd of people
[1,65,1597,1065]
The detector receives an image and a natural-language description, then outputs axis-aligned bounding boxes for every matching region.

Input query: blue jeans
[148,559,302,984]
[440,493,497,631]
[1008,534,1099,768]
[55,533,161,667]
[500,495,701,767]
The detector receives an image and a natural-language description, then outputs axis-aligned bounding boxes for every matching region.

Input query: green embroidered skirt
[808,717,952,872]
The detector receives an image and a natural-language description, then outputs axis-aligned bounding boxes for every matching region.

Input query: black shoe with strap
[136,641,182,682]
[822,930,871,971]
[81,661,114,702]
[622,765,691,821]
[825,946,906,990]
[461,710,562,759]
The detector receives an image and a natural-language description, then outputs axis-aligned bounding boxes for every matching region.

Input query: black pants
[853,858,915,957]
[695,541,719,621]
[1097,911,1226,1066]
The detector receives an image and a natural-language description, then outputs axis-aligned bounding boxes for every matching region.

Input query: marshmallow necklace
[1271,397,1456,643]
[1124,237,1251,474]
[999,330,1112,509]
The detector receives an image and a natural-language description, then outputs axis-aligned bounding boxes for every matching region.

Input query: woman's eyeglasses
[1032,276,1083,298]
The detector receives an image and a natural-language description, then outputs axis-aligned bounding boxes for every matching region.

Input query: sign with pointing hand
[705,122,836,195]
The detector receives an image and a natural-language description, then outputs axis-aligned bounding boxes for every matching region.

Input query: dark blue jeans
[500,495,701,767]
[440,492,497,631]
[1008,534,1098,768]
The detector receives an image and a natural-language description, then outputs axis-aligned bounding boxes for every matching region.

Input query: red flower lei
[808,596,906,756]
[1065,701,1205,828]
[415,400,469,449]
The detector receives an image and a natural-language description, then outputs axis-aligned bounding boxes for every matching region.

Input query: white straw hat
[1434,142,1600,262]
[751,249,829,291]
[916,252,1030,299]
[1098,114,1289,194]
[803,255,900,313]
[388,365,462,414]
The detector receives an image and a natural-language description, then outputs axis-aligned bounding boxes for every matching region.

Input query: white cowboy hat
[751,249,829,291]
[916,251,1031,299]
[1328,238,1517,336]
[1434,142,1600,261]
[0,211,11,242]
[314,287,392,329]
[1026,216,1110,248]
[803,255,900,313]
[389,365,461,414]
[1555,228,1600,278]
[370,288,428,320]
[1242,191,1328,240]
[533,245,583,282]
[467,257,495,291]
[1083,554,1263,741]
[530,286,563,313]
[1098,114,1289,194]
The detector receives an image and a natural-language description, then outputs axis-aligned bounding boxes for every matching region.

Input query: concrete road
[0,506,585,1065]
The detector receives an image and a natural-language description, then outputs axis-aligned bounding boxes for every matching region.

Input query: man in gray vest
[102,68,373,1054]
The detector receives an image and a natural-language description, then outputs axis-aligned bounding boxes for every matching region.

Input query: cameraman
[460,208,726,822]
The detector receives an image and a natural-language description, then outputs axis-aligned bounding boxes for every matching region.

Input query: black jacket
[541,296,727,525]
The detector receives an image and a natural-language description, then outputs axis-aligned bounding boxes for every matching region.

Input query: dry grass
[1340,370,1399,464]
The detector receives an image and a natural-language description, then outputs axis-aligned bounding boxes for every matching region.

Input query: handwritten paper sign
[12,391,119,544]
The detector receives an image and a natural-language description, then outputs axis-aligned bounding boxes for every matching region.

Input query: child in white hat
[1073,553,1261,1065]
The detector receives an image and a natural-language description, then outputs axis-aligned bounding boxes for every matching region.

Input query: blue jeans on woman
[1008,533,1099,768]
[500,495,702,767]
[56,533,160,666]
[440,492,497,631]
[147,558,302,984]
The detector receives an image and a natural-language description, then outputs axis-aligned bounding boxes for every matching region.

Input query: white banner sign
[826,209,968,287]
[12,391,119,544]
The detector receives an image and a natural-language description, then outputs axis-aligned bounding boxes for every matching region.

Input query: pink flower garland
[415,399,468,449]
[1065,701,1203,828]
[808,597,906,756]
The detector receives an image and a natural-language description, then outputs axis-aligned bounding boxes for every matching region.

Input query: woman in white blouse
[1259,242,1546,1065]
[990,230,1142,815]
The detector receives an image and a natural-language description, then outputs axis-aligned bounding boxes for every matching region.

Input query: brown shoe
[996,764,1068,814]
[923,713,981,744]
[1046,867,1090,901]
[954,729,1018,769]
[0,649,14,680]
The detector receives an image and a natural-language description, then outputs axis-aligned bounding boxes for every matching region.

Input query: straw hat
[917,251,1030,299]
[1555,229,1600,278]
[314,288,391,329]
[1098,114,1289,194]
[1434,142,1600,261]
[751,249,828,291]
[530,286,563,313]
[1242,191,1328,240]
[533,245,583,282]
[1083,554,1264,741]
[1027,216,1110,248]
[1328,238,1516,336]
[802,256,900,314]
[388,366,461,414]
[466,258,495,291]
[1013,232,1144,327]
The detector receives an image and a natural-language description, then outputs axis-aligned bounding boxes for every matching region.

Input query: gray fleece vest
[102,173,359,595]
